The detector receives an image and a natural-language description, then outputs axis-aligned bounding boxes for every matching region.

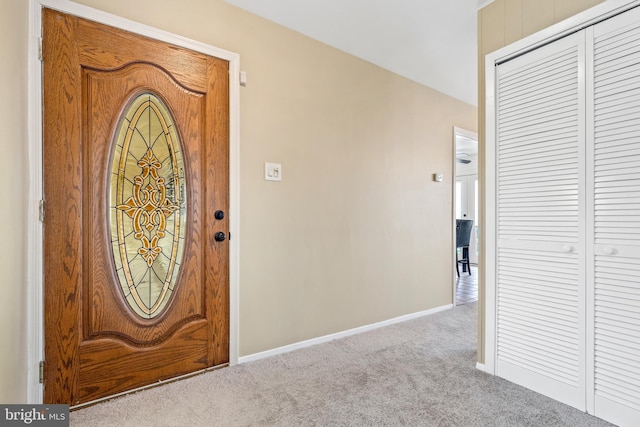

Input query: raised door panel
[495,32,586,409]
[591,8,640,426]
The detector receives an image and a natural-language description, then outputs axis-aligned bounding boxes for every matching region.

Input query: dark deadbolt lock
[214,232,226,242]
[214,210,225,220]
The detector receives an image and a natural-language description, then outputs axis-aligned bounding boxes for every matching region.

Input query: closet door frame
[484,0,640,381]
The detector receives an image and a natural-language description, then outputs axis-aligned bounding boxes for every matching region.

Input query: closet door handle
[561,245,574,253]
[603,247,617,255]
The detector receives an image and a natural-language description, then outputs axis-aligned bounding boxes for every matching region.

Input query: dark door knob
[214,232,226,242]
[214,210,225,220]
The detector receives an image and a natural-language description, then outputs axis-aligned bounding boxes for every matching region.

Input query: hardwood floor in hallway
[455,265,477,306]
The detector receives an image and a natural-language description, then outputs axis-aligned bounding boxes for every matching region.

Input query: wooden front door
[42,8,229,405]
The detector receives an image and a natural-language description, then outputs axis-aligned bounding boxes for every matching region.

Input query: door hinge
[39,199,45,223]
[38,37,43,62]
[39,361,45,384]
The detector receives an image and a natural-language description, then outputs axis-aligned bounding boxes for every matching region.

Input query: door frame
[28,0,241,403]
[452,127,478,306]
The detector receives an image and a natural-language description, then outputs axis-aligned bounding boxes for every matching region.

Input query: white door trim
[483,0,640,377]
[28,0,241,403]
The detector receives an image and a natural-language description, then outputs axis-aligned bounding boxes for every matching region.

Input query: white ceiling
[224,0,483,106]
[456,134,478,157]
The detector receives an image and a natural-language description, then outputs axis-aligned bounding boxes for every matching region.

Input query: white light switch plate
[265,162,282,181]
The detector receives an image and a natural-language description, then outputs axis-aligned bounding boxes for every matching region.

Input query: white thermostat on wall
[265,162,282,181]
[433,173,444,182]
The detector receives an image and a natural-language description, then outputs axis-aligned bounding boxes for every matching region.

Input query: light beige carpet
[71,303,613,426]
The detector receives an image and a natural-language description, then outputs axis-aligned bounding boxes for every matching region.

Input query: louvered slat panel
[495,31,584,409]
[592,9,640,424]
[498,44,579,241]
[497,247,580,385]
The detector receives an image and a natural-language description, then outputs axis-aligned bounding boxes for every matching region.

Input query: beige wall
[476,0,604,363]
[2,0,477,401]
[0,0,28,404]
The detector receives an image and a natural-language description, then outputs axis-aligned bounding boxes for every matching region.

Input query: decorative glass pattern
[109,92,187,319]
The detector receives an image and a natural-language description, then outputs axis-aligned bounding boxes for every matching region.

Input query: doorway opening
[453,127,478,306]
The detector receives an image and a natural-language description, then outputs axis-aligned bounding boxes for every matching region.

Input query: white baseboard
[238,304,454,364]
[476,362,491,373]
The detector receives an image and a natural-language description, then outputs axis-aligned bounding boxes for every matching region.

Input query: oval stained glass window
[109,92,187,319]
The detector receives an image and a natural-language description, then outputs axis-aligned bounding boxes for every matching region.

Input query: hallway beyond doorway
[456,265,477,306]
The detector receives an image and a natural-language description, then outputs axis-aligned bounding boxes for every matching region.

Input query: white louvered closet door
[495,32,586,410]
[590,8,640,425]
